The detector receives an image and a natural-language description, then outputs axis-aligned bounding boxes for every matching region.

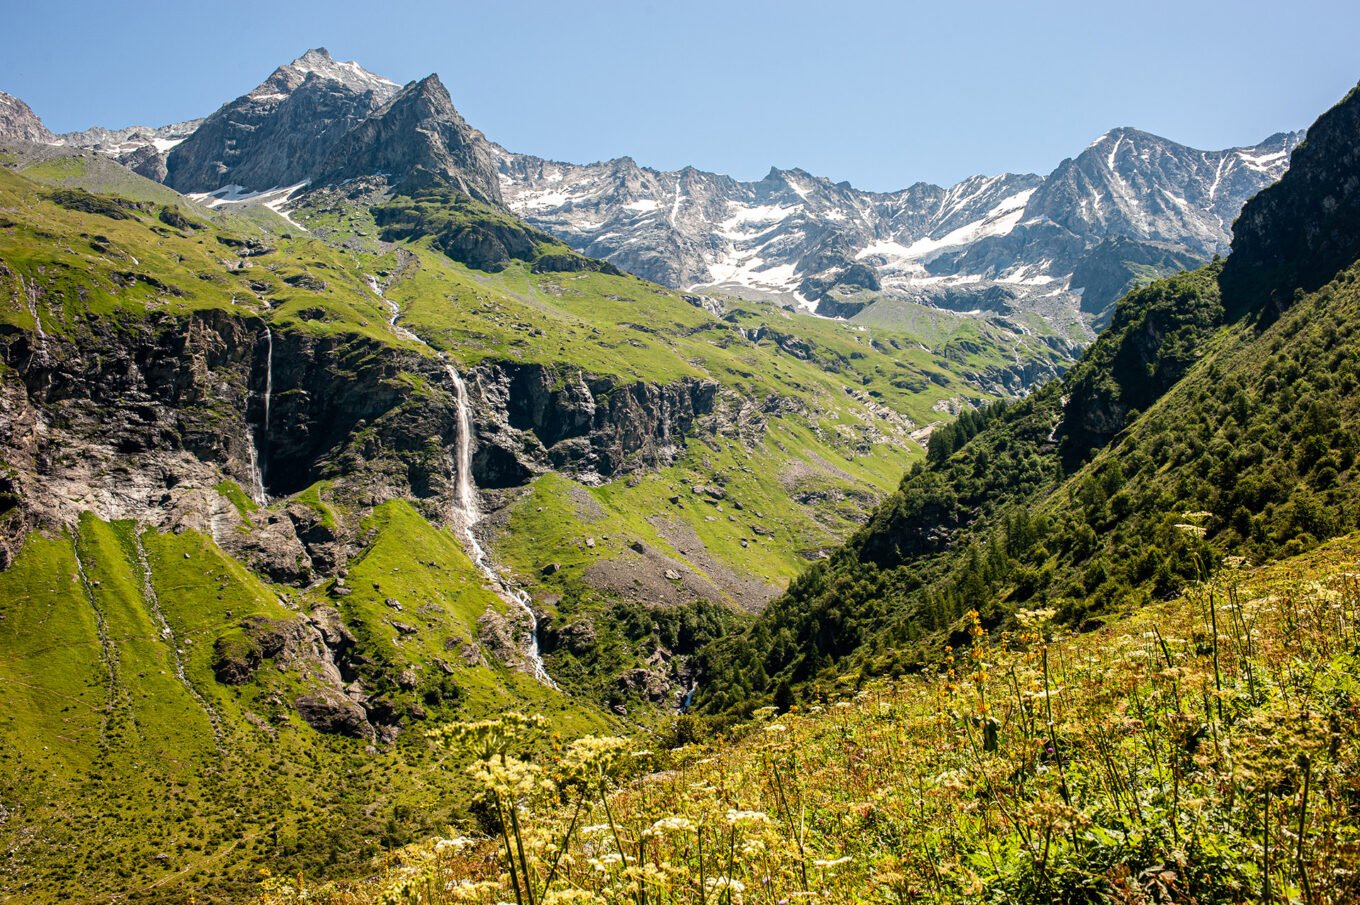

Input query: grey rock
[166,48,399,194]
[313,73,501,204]
[0,92,56,143]
[295,691,373,739]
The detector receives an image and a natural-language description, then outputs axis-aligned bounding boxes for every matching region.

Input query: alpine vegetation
[2,26,1359,905]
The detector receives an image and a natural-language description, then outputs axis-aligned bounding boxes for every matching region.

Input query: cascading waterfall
[446,365,556,688]
[366,274,555,687]
[680,680,698,713]
[246,326,273,505]
[263,327,273,446]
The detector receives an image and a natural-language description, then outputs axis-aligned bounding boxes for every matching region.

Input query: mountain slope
[696,81,1360,710]
[47,47,1298,383]
[0,91,56,143]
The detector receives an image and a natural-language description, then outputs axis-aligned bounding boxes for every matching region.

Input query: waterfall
[446,364,556,688]
[263,327,273,442]
[246,326,272,505]
[246,440,265,505]
[449,367,478,519]
[366,273,554,687]
[680,680,698,713]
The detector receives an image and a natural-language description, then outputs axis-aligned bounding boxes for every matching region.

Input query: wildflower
[645,816,695,835]
[435,836,475,852]
[763,723,787,733]
[814,855,853,869]
[1017,608,1057,627]
[726,808,771,826]
[559,735,629,787]
[466,754,548,800]
[543,890,605,905]
[428,712,547,760]
[705,877,746,895]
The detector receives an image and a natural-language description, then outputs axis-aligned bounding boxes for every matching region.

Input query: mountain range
[497,129,1299,332]
[16,48,1298,344]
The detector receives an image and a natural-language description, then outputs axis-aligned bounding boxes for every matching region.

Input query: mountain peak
[0,90,57,144]
[166,49,402,192]
[314,70,502,204]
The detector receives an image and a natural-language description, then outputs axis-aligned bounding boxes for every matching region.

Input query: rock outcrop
[0,92,56,144]
[471,363,719,484]
[314,74,502,204]
[0,301,725,571]
[1222,82,1360,318]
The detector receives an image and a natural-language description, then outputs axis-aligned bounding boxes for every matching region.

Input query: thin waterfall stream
[369,275,555,687]
[247,326,274,505]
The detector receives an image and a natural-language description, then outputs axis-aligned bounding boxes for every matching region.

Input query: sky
[3,0,1358,191]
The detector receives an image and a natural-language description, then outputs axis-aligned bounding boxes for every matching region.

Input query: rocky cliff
[0,91,55,144]
[0,304,720,574]
[315,74,503,204]
[1222,83,1360,318]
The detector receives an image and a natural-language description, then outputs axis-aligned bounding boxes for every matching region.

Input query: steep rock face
[1222,82,1360,317]
[1024,128,1296,252]
[314,75,502,204]
[0,306,724,568]
[0,92,56,144]
[470,363,719,484]
[165,48,398,193]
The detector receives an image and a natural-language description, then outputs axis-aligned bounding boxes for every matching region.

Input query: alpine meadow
[2,11,1360,904]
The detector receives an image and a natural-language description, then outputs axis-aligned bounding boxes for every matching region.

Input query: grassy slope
[268,531,1360,905]
[696,255,1360,706]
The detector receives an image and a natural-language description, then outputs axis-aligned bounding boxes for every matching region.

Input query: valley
[0,37,1358,905]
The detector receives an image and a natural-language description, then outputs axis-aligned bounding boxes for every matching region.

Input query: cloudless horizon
[3,0,1358,191]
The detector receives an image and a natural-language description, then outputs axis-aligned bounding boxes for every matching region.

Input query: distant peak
[1088,126,1150,148]
[385,73,456,112]
[266,47,400,97]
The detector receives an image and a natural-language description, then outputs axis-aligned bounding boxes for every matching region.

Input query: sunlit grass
[259,534,1360,904]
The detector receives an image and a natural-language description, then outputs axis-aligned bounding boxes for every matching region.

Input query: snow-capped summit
[164,48,403,194]
[498,127,1301,331]
[250,47,400,103]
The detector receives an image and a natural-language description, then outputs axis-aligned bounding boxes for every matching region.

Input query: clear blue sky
[3,0,1357,190]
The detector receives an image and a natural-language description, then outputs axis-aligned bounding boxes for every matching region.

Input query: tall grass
[256,539,1360,905]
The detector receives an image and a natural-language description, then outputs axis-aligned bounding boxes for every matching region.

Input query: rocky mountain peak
[253,47,400,102]
[313,72,503,204]
[0,91,56,144]
[164,48,404,193]
[499,123,1297,331]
